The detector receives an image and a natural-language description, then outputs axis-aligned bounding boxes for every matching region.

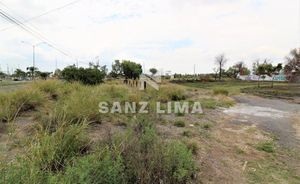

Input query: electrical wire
[0,6,76,60]
[0,0,82,32]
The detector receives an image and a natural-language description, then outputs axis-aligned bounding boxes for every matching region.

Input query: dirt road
[223,95,300,149]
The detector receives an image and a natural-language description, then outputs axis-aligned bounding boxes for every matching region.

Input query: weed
[159,84,186,102]
[183,130,192,137]
[185,141,199,155]
[201,122,212,130]
[0,89,45,122]
[213,88,229,96]
[234,146,245,154]
[256,141,275,153]
[174,120,185,127]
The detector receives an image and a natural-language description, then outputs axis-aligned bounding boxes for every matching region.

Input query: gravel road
[223,95,300,149]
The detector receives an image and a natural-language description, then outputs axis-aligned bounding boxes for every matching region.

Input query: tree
[213,68,219,81]
[255,59,274,87]
[26,66,38,80]
[252,60,260,75]
[110,60,123,78]
[271,63,283,88]
[226,62,250,79]
[215,54,227,81]
[0,72,6,79]
[53,69,62,78]
[61,64,107,85]
[149,68,158,76]
[39,72,52,80]
[121,60,142,80]
[13,69,26,79]
[284,48,300,82]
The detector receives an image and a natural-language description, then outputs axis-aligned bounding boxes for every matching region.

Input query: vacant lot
[0,80,299,183]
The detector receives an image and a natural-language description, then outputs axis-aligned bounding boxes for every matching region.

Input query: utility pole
[21,41,46,80]
[7,64,9,76]
[193,64,196,77]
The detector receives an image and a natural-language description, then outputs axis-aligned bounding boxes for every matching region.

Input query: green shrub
[62,149,125,184]
[0,89,45,122]
[201,122,212,130]
[30,122,90,172]
[213,88,229,96]
[31,80,66,99]
[54,86,102,123]
[0,121,90,183]
[174,120,186,127]
[256,141,275,153]
[200,98,218,109]
[115,116,196,184]
[163,141,196,183]
[61,65,106,85]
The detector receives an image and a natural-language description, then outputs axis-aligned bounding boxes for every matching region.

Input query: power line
[0,6,76,60]
[0,0,82,32]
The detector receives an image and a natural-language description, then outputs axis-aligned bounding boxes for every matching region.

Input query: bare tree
[213,68,219,81]
[215,54,227,81]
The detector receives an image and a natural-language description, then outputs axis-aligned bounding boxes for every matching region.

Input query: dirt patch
[291,114,300,139]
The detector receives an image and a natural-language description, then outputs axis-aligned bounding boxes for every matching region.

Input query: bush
[114,116,196,183]
[0,89,45,122]
[256,141,275,153]
[61,65,106,85]
[0,121,90,183]
[31,122,90,172]
[163,141,196,183]
[31,80,66,99]
[62,149,125,184]
[201,122,212,130]
[50,84,131,124]
[213,88,229,96]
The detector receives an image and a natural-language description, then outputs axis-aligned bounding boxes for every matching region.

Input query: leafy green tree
[121,60,142,79]
[149,68,158,76]
[53,69,62,78]
[0,71,6,79]
[26,66,38,79]
[270,63,283,88]
[227,62,250,78]
[109,60,123,78]
[255,60,275,87]
[13,69,26,79]
[39,72,52,80]
[61,65,107,85]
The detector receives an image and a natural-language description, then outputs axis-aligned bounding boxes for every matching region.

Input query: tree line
[213,48,300,82]
[2,48,299,85]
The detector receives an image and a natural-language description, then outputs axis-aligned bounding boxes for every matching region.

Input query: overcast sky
[0,0,299,74]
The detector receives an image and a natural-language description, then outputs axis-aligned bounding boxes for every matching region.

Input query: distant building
[238,74,287,81]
